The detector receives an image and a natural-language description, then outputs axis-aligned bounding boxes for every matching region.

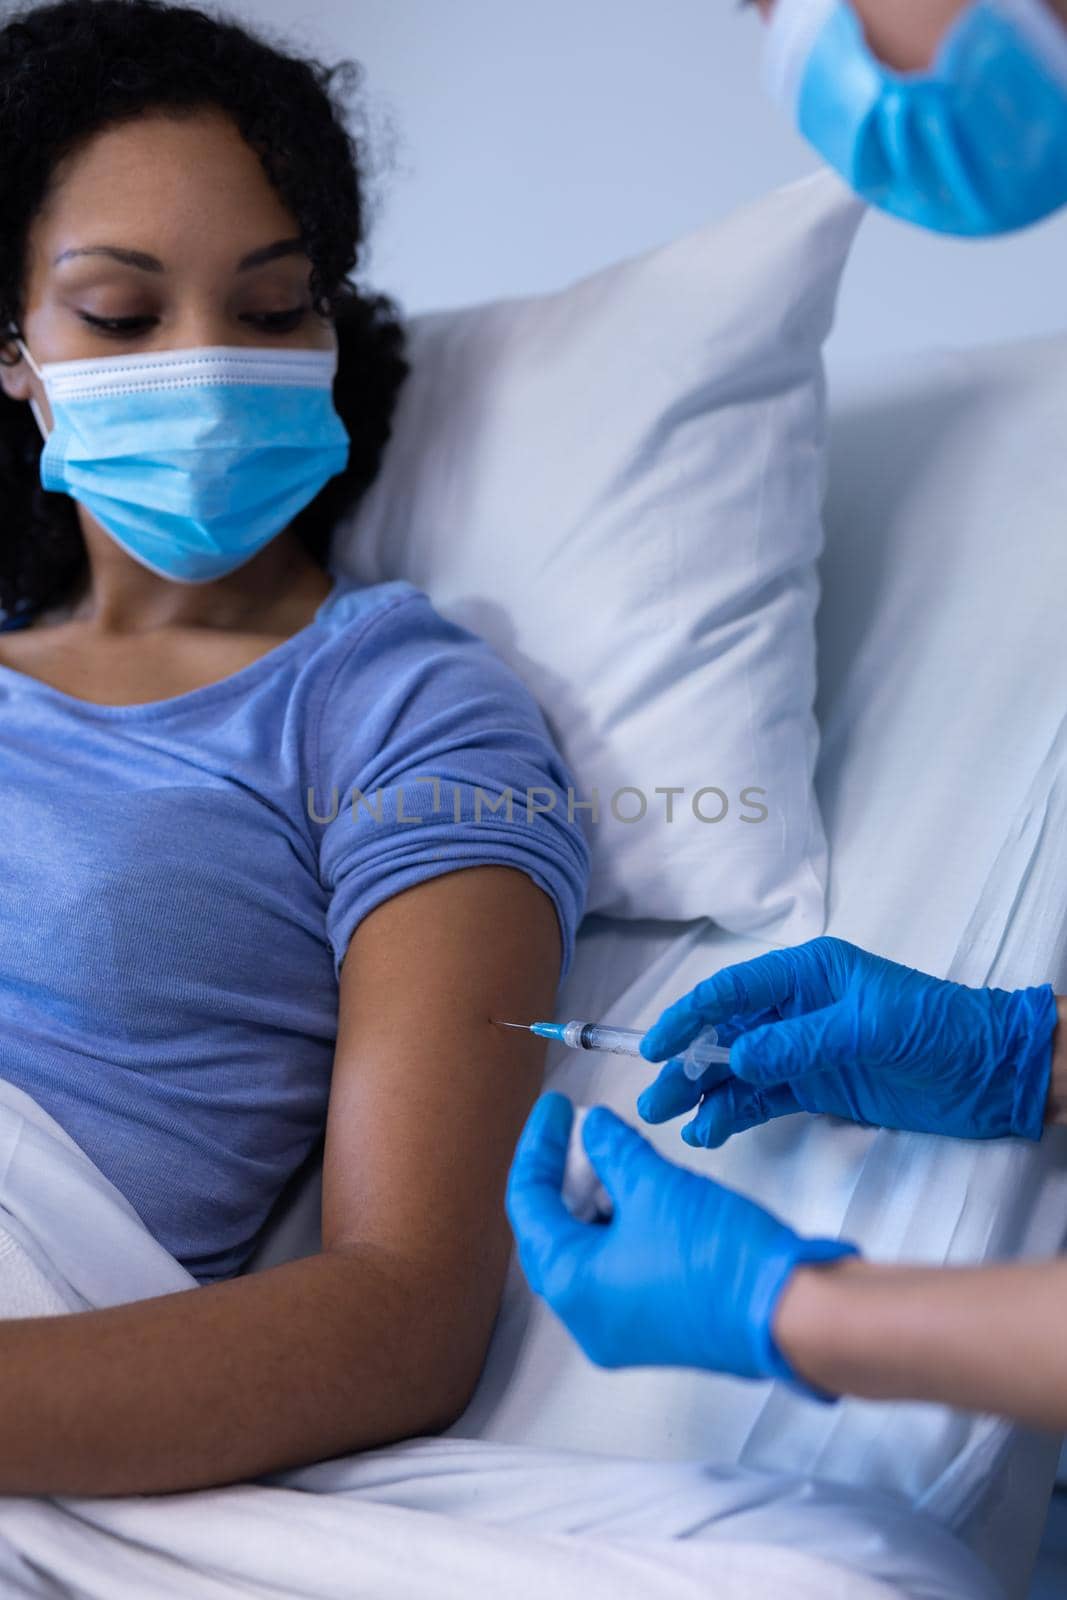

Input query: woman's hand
[636,937,1060,1148]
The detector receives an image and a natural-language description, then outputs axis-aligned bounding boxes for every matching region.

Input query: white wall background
[237,0,1067,370]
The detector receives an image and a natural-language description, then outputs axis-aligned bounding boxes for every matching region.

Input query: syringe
[494,1017,730,1082]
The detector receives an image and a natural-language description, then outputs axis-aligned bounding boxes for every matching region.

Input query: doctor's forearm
[0,1243,484,1496]
[1047,995,1067,1124]
[775,1256,1067,1431]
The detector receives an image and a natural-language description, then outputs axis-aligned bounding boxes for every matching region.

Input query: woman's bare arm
[0,864,560,1496]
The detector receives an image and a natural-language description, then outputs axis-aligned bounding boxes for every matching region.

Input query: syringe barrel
[556,1019,730,1077]
[562,1022,644,1056]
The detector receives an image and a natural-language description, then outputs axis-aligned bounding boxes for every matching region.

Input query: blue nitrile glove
[637,937,1058,1149]
[506,1091,858,1397]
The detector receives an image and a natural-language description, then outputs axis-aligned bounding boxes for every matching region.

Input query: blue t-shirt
[0,576,590,1283]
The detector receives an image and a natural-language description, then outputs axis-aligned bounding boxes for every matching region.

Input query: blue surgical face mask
[764,0,1067,236]
[13,336,351,584]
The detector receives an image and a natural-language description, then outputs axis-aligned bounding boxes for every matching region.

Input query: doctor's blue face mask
[12,335,351,585]
[763,0,1067,236]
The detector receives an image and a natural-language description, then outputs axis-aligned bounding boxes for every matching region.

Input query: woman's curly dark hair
[0,0,408,620]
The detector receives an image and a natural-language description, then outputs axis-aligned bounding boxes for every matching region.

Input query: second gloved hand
[506,1091,857,1393]
[637,937,1058,1148]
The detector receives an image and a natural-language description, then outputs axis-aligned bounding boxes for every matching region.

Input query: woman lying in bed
[0,0,589,1496]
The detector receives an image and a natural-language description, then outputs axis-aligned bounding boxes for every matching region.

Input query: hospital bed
[246,328,1067,1600]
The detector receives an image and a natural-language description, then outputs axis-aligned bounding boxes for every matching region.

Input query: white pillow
[332,171,865,939]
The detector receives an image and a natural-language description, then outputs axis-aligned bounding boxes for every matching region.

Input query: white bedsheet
[0,1077,944,1600]
[452,917,1067,1596]
[234,346,1067,1597]
[442,341,1067,1600]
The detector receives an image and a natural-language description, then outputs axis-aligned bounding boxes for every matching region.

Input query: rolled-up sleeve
[310,593,591,982]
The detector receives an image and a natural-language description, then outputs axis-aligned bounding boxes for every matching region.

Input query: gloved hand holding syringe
[493,1016,732,1224]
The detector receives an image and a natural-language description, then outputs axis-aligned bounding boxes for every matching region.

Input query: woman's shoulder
[315,574,424,637]
[310,574,559,752]
[315,574,515,684]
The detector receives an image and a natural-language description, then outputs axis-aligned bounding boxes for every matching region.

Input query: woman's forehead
[35,110,299,259]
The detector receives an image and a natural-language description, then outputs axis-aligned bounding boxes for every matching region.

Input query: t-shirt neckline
[0,573,358,719]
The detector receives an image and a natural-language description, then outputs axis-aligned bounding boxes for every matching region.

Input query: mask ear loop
[6,325,48,441]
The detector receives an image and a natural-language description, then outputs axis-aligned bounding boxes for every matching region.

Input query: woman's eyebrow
[51,237,306,272]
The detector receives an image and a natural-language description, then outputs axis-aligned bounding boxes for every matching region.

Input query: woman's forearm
[775,1255,1067,1430]
[0,1242,479,1497]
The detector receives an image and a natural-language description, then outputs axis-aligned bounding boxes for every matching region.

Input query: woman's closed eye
[76,308,310,337]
